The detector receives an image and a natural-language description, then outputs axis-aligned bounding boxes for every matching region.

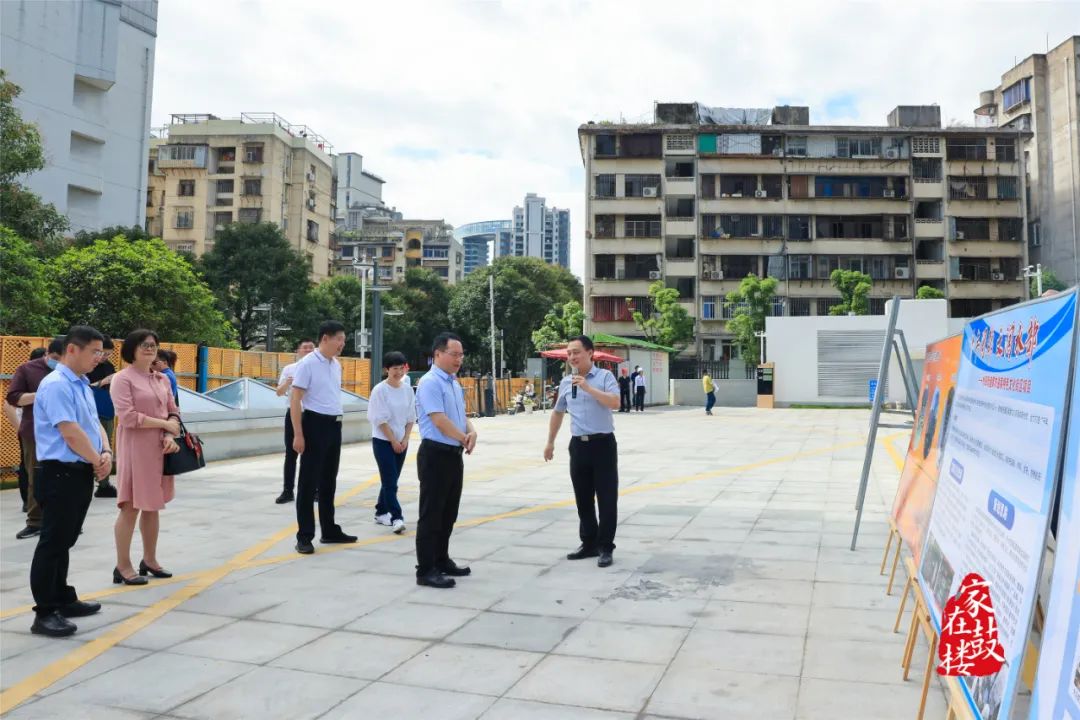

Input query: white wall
[1,0,156,233]
[766,299,950,406]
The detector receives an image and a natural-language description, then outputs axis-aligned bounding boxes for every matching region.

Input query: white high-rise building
[507,193,570,268]
[334,152,388,230]
[1,0,158,233]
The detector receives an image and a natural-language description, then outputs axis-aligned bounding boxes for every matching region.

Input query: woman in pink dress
[110,329,181,585]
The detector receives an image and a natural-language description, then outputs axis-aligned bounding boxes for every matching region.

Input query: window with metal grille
[995,138,1017,162]
[913,157,942,182]
[1002,78,1031,110]
[594,215,615,238]
[216,179,234,193]
[787,215,811,241]
[790,298,812,316]
[786,136,807,156]
[701,297,718,320]
[625,175,662,197]
[243,144,264,163]
[788,255,812,280]
[595,135,616,157]
[595,175,615,198]
[166,145,199,161]
[174,209,193,229]
[946,138,987,161]
[912,137,940,154]
[996,176,1018,199]
[998,218,1022,242]
[665,135,694,151]
[238,208,261,224]
[178,180,195,197]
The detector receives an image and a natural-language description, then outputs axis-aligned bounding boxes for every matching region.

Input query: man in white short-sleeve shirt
[274,339,315,504]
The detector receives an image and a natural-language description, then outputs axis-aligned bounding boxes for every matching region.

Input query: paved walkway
[0,406,945,719]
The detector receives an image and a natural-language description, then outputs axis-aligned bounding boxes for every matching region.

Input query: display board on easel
[917,289,1078,720]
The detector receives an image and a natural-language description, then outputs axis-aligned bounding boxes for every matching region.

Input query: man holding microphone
[544,336,621,568]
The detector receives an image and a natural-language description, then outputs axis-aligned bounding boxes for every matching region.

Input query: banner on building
[917,289,1078,720]
[891,334,962,564]
[1029,325,1080,720]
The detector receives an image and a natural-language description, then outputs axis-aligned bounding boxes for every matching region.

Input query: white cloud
[152,1,1080,279]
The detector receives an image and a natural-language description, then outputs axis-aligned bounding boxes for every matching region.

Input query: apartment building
[335,152,389,231]
[151,113,336,280]
[336,217,464,285]
[579,103,1029,360]
[455,220,512,275]
[507,193,571,268]
[976,35,1080,287]
[1,0,158,233]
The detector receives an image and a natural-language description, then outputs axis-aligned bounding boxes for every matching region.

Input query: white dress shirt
[291,349,343,416]
[367,380,416,442]
[279,361,300,396]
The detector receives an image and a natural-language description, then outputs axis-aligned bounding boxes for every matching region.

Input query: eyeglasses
[139,342,158,351]
[442,351,465,359]
[91,350,109,357]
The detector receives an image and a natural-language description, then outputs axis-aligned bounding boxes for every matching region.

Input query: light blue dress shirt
[291,349,343,416]
[34,364,103,462]
[555,365,618,436]
[415,366,466,446]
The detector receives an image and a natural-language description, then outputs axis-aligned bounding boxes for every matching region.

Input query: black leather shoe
[59,600,101,618]
[275,490,294,504]
[113,567,148,585]
[320,532,357,544]
[296,540,315,554]
[94,480,118,498]
[15,525,40,540]
[598,551,614,568]
[437,559,471,577]
[416,570,456,589]
[566,545,599,560]
[31,611,77,637]
[139,560,173,578]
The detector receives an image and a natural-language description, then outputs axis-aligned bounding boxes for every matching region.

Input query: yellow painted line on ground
[0,473,380,715]
[883,434,908,473]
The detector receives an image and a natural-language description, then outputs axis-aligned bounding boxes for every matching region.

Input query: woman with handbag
[109,329,181,585]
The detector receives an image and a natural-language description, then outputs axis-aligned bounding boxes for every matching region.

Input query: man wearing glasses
[413,332,477,589]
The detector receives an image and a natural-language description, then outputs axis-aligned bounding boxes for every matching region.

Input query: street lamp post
[367,285,403,393]
[352,260,376,357]
[254,302,274,352]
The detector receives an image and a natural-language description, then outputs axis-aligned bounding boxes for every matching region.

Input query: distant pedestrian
[87,338,119,497]
[544,336,621,568]
[290,321,357,554]
[274,338,316,504]
[703,372,716,416]
[414,332,476,589]
[28,326,111,637]
[633,366,646,411]
[617,368,632,413]
[6,337,64,539]
[368,351,416,534]
[154,349,180,405]
[110,330,182,586]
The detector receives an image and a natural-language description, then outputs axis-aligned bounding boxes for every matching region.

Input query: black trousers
[17,439,28,504]
[634,387,646,411]
[415,439,464,576]
[283,410,298,492]
[30,461,94,615]
[619,387,631,412]
[569,434,618,552]
[295,411,342,543]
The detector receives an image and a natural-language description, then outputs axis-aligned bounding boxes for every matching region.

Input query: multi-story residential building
[151,113,336,280]
[145,135,167,237]
[975,35,1080,287]
[579,103,1030,360]
[507,193,571,268]
[454,220,512,275]
[336,217,463,285]
[334,152,389,231]
[1,0,158,233]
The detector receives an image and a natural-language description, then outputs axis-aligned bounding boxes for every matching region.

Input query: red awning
[540,348,624,363]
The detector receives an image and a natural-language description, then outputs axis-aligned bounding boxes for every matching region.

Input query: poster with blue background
[1030,320,1080,720]
[918,289,1077,720]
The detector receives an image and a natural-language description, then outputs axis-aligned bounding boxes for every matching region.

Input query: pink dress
[111,367,178,510]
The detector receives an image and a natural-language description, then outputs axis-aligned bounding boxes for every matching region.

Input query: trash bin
[756,363,775,409]
[483,375,496,417]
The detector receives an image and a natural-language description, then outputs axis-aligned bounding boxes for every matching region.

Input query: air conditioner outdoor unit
[306,199,316,210]
[991,272,1004,281]
[754,190,768,198]
[712,271,724,280]
[883,189,895,198]
[642,187,658,197]
[885,148,900,159]
[306,172,316,182]
[894,267,911,279]
[648,270,662,280]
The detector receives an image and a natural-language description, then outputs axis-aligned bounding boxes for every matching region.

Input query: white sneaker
[392,519,406,534]
[374,513,393,526]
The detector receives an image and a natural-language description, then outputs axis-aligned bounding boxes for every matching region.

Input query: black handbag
[163,420,206,475]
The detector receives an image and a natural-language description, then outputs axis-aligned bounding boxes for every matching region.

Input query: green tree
[0,227,60,335]
[725,274,779,366]
[383,268,452,365]
[50,236,234,345]
[295,274,366,355]
[829,269,872,315]
[916,285,945,300]
[630,282,695,350]
[531,300,584,351]
[201,223,314,349]
[0,71,69,245]
[73,224,153,247]
[448,257,582,373]
[1032,268,1069,297]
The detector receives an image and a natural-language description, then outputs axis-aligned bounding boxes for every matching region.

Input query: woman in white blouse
[367,351,416,533]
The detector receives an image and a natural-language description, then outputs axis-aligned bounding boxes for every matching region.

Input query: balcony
[949,280,1025,299]
[591,197,663,215]
[915,220,945,238]
[592,237,662,254]
[665,218,696,236]
[589,277,656,296]
[157,144,208,169]
[916,260,946,280]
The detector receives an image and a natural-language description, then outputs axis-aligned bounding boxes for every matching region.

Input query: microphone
[571,367,578,399]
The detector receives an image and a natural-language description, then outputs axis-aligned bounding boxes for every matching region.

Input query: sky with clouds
[151,1,1079,279]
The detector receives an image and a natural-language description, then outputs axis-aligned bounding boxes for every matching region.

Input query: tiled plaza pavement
[0,406,947,719]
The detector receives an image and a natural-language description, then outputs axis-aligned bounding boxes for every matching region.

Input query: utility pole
[266,303,274,353]
[499,328,505,378]
[488,274,496,376]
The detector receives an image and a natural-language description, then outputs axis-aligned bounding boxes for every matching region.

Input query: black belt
[40,459,93,471]
[572,432,614,443]
[421,438,464,455]
[303,410,342,422]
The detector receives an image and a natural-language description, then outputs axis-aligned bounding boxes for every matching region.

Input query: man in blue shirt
[414,332,477,589]
[30,326,112,637]
[544,336,621,567]
[86,337,118,498]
